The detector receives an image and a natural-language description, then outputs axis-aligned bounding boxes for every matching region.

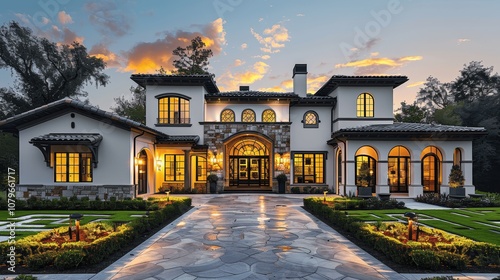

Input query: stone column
[184,150,191,192]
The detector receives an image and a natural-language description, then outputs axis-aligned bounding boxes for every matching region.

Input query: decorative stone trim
[15,184,134,200]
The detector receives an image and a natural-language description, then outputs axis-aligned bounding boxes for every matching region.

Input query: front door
[229,157,269,187]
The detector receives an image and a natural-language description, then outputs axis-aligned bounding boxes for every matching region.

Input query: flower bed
[0,198,191,271]
[304,197,500,271]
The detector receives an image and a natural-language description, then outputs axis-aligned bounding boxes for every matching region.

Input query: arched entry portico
[224,132,273,190]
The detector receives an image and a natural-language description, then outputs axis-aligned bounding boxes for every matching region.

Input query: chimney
[239,86,249,91]
[293,64,307,96]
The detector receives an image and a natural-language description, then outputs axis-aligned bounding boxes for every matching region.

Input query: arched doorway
[388,146,410,193]
[225,134,272,188]
[421,146,442,193]
[355,146,378,193]
[137,150,148,194]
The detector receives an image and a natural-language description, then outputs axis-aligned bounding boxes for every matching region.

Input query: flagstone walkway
[99,194,400,280]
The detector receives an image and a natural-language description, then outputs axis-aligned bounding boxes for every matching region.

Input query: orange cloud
[335,55,423,75]
[251,24,289,53]
[124,18,226,73]
[217,61,269,91]
[241,43,248,50]
[278,74,329,93]
[234,59,245,66]
[89,43,122,68]
[406,81,425,88]
[58,11,73,25]
[258,86,285,92]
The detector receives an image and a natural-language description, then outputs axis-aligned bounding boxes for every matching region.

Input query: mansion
[0,64,486,199]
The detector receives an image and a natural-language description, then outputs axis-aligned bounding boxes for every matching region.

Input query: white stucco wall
[145,85,207,143]
[19,112,133,185]
[331,86,395,131]
[205,102,290,122]
[343,139,475,193]
[289,106,334,189]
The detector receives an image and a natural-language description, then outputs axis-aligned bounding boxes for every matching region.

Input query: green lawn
[347,208,500,245]
[0,210,147,240]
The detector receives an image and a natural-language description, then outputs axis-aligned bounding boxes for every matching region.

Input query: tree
[451,61,500,103]
[0,21,109,116]
[172,36,213,75]
[111,85,146,124]
[394,101,428,123]
[432,103,462,126]
[416,76,452,112]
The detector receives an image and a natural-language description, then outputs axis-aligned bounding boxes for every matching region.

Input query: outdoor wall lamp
[156,159,162,171]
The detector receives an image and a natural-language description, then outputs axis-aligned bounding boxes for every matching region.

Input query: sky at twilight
[1,0,499,112]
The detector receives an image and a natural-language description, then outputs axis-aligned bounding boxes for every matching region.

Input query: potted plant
[276,173,287,194]
[448,165,465,197]
[207,174,219,194]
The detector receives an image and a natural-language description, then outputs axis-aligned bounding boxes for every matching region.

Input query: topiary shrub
[54,249,85,270]
[25,250,57,270]
[410,249,440,270]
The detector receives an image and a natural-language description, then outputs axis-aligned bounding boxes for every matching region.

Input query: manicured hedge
[0,196,158,211]
[304,197,500,270]
[0,198,191,271]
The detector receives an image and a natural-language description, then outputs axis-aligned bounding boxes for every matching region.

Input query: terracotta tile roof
[157,135,200,144]
[30,133,103,144]
[206,91,298,101]
[130,74,219,94]
[315,75,409,96]
[330,122,487,141]
[0,98,168,137]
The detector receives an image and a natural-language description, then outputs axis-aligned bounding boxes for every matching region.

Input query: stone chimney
[293,64,307,96]
[239,86,249,91]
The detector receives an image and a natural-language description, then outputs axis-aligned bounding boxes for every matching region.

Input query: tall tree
[172,36,213,75]
[451,61,500,103]
[394,101,428,123]
[111,85,146,124]
[416,76,452,112]
[0,21,109,116]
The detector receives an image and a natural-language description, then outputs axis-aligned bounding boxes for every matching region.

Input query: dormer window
[303,110,319,128]
[356,93,374,117]
[242,109,256,122]
[221,109,235,122]
[156,94,191,125]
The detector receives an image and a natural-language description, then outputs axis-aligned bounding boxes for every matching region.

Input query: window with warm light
[356,93,374,117]
[292,153,324,184]
[242,109,256,122]
[55,152,92,182]
[221,109,235,122]
[388,146,410,192]
[421,146,442,192]
[158,96,190,124]
[262,109,276,122]
[303,111,319,128]
[195,156,207,181]
[164,154,185,181]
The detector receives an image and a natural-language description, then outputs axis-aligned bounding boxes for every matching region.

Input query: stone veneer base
[16,184,134,200]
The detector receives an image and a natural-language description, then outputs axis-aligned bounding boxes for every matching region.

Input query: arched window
[453,148,462,168]
[262,109,276,122]
[242,109,256,122]
[421,146,442,193]
[355,146,378,193]
[221,109,235,122]
[356,93,374,117]
[158,96,190,124]
[303,110,319,128]
[388,146,410,193]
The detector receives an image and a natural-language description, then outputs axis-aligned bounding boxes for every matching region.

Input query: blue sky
[1,0,499,112]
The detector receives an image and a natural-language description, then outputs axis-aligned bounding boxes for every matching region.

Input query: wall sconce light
[156,159,162,171]
[135,157,145,166]
[211,151,217,164]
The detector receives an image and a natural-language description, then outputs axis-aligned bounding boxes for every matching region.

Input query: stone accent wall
[16,185,134,200]
[204,123,291,153]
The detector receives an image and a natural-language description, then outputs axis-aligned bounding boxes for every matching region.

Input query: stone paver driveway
[109,194,400,280]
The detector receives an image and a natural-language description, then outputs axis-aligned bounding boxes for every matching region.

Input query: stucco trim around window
[155,93,192,100]
[302,110,320,128]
